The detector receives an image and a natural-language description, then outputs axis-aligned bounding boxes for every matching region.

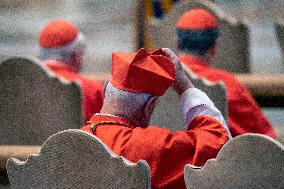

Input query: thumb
[161,48,179,64]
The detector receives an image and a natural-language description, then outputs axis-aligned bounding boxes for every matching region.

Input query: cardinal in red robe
[81,48,230,189]
[38,20,104,122]
[176,8,275,138]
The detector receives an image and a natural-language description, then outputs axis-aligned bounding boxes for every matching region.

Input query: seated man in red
[81,48,231,189]
[38,19,104,122]
[176,8,276,138]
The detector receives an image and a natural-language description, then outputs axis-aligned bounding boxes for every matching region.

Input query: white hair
[38,32,85,63]
[100,82,154,127]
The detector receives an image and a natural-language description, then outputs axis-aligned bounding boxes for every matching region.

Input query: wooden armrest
[235,74,284,96]
[0,145,41,171]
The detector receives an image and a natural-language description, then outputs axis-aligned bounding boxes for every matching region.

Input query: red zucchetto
[39,19,79,48]
[176,8,218,30]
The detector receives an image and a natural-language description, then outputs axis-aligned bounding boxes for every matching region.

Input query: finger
[161,48,174,58]
[162,48,178,63]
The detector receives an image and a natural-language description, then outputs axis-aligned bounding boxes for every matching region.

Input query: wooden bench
[4,132,283,189]
[0,57,84,187]
[6,129,151,189]
[0,57,83,145]
[184,134,284,189]
[236,74,284,107]
[2,65,284,188]
[236,74,284,97]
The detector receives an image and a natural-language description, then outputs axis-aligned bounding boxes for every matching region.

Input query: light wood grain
[236,74,284,96]
[0,145,41,171]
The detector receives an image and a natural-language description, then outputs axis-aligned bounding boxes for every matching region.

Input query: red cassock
[179,54,276,138]
[44,60,104,122]
[81,112,229,188]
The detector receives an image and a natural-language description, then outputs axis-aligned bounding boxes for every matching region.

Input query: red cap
[176,8,218,30]
[111,48,175,96]
[39,19,79,48]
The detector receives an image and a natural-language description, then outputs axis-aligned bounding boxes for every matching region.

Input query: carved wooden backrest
[150,64,227,131]
[184,134,284,189]
[0,57,83,145]
[6,129,151,189]
[146,0,250,73]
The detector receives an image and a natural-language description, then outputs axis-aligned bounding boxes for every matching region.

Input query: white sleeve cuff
[181,88,232,139]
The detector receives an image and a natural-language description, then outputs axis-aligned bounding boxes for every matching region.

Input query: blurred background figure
[38,19,104,122]
[38,19,85,73]
[176,8,276,138]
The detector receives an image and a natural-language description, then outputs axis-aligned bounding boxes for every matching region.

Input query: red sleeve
[227,81,276,138]
[184,115,229,165]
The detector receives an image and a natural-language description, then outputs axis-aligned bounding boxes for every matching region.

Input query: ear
[68,49,82,73]
[210,43,217,56]
[144,96,158,118]
[203,44,217,65]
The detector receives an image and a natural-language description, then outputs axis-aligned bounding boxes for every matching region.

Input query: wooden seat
[6,129,151,189]
[0,57,83,145]
[184,134,284,189]
[145,0,250,73]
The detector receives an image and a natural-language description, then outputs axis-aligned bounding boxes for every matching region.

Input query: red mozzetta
[81,113,228,189]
